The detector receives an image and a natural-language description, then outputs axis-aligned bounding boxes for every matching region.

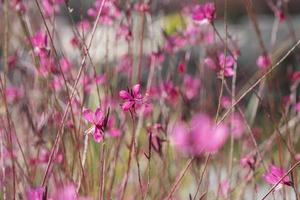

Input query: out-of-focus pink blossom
[151,51,165,65]
[263,165,292,189]
[192,3,216,24]
[276,10,285,22]
[117,24,132,41]
[26,186,45,200]
[31,31,49,58]
[50,184,91,200]
[42,0,64,17]
[221,96,231,109]
[59,57,72,72]
[219,180,230,199]
[240,154,256,170]
[177,60,186,74]
[182,75,200,100]
[256,53,272,69]
[230,113,245,138]
[205,53,236,77]
[83,107,107,142]
[5,86,23,103]
[77,20,91,32]
[11,0,26,13]
[171,113,228,155]
[119,84,145,111]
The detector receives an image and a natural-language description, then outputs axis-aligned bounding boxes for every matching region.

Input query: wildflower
[5,86,23,103]
[263,165,293,189]
[83,107,109,142]
[240,154,256,170]
[182,75,201,100]
[42,0,64,17]
[31,31,49,58]
[59,57,72,72]
[204,53,236,77]
[256,53,272,69]
[11,0,26,13]
[230,113,245,138]
[192,3,216,24]
[219,180,230,199]
[119,84,144,112]
[171,113,228,155]
[26,186,45,200]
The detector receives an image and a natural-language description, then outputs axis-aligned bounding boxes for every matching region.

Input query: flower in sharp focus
[83,107,109,142]
[263,164,293,190]
[192,2,216,24]
[119,84,145,112]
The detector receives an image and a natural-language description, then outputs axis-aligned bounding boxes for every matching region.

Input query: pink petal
[83,108,94,123]
[93,128,103,143]
[119,90,131,100]
[94,107,104,125]
[132,84,141,96]
[122,101,134,111]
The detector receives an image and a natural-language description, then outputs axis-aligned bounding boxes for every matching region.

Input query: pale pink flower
[205,53,236,77]
[42,0,64,17]
[171,113,228,155]
[5,86,23,103]
[183,75,201,100]
[31,31,49,58]
[192,3,216,24]
[219,180,230,199]
[240,154,256,170]
[263,165,292,189]
[230,113,245,138]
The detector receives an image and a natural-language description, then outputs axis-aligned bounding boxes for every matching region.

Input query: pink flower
[31,31,49,58]
[192,3,216,24]
[256,53,272,69]
[83,107,109,142]
[50,184,91,200]
[171,113,228,155]
[218,53,235,77]
[230,113,245,138]
[276,10,285,22]
[219,180,230,199]
[77,20,91,32]
[26,186,45,200]
[263,165,293,189]
[59,57,72,72]
[10,0,26,13]
[5,86,23,103]
[116,24,132,41]
[119,84,144,111]
[182,75,201,100]
[205,53,236,77]
[177,60,186,74]
[42,0,64,17]
[240,154,256,170]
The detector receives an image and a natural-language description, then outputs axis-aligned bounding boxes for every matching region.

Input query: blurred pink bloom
[263,165,292,189]
[119,84,144,111]
[77,20,91,32]
[134,2,150,12]
[183,75,201,100]
[50,184,91,200]
[151,51,165,64]
[290,71,300,82]
[256,53,271,69]
[117,24,132,41]
[230,113,245,138]
[42,0,64,17]
[171,113,228,155]
[95,74,106,85]
[205,53,235,77]
[192,3,216,24]
[88,0,121,25]
[219,180,230,199]
[5,86,23,103]
[83,107,107,142]
[221,96,231,109]
[295,102,300,112]
[240,154,256,170]
[26,186,45,200]
[51,75,64,91]
[31,31,49,58]
[11,0,26,13]
[59,57,72,72]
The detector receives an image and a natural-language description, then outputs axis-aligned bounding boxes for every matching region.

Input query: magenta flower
[119,84,144,112]
[263,165,293,189]
[42,0,64,17]
[171,113,228,155]
[31,31,49,58]
[205,53,236,77]
[26,186,45,200]
[182,75,201,100]
[240,154,256,170]
[192,3,216,24]
[256,53,272,69]
[83,107,109,142]
[5,86,23,103]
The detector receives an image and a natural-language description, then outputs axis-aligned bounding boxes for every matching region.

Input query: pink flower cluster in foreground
[171,113,228,155]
